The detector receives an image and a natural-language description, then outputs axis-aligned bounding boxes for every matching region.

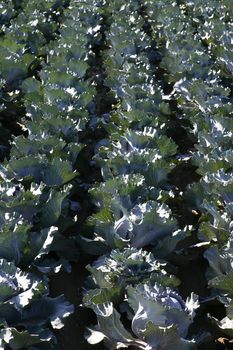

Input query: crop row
[0,0,102,348]
[145,0,233,343]
[82,1,202,349]
[0,0,69,161]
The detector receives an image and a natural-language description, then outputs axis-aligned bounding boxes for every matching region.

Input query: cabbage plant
[83,248,199,349]
[0,259,73,349]
[84,282,199,350]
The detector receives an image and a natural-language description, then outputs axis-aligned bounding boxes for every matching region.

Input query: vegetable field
[1,0,233,349]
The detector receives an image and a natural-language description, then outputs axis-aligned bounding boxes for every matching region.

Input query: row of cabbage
[0,0,69,160]
[81,1,203,349]
[144,0,233,343]
[0,0,103,348]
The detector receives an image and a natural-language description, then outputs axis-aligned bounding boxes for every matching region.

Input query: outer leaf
[0,328,52,350]
[143,322,196,350]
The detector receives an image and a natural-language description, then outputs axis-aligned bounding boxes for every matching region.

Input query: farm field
[1,0,233,349]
